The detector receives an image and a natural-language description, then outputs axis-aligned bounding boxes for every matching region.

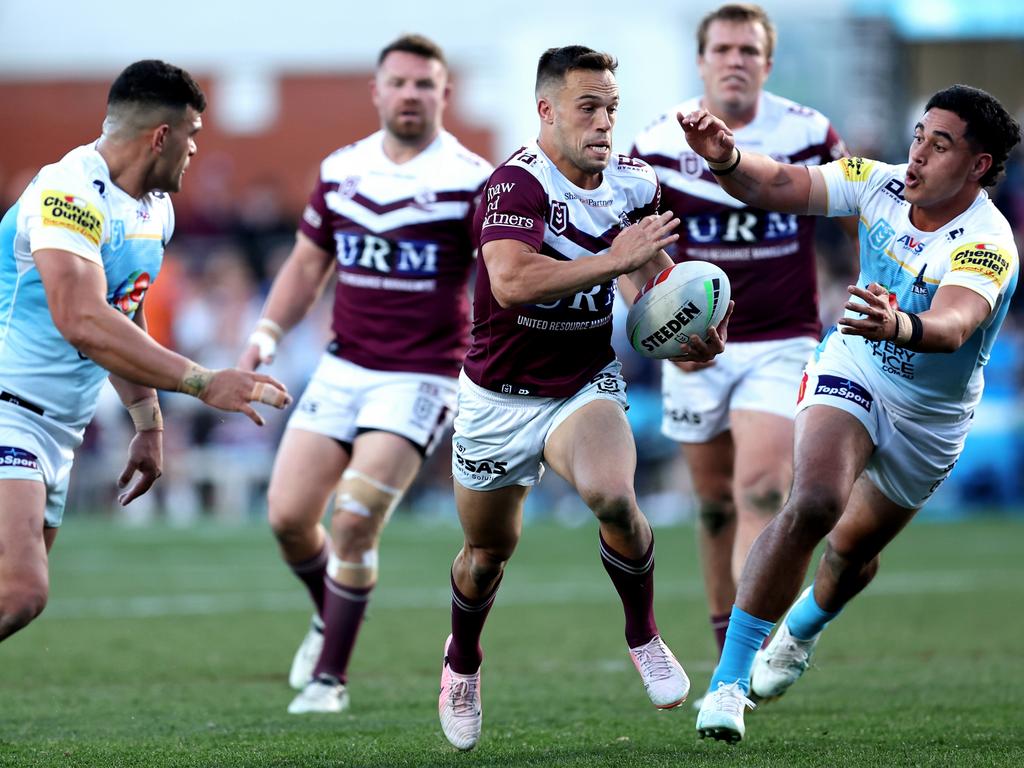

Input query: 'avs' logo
[897,234,926,255]
[867,219,896,252]
[549,201,568,235]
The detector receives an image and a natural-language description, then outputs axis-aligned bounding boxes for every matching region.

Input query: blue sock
[709,606,774,694]
[785,584,840,640]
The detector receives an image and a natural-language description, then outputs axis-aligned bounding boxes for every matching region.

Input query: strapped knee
[335,468,403,524]
[327,549,379,588]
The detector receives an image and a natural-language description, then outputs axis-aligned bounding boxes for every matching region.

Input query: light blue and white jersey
[0,142,172,439]
[819,157,1018,418]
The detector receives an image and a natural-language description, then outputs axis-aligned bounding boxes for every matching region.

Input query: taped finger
[250,381,288,408]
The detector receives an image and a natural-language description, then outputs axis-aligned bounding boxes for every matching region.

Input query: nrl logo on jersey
[867,219,896,252]
[679,151,704,179]
[549,201,569,235]
[109,220,125,251]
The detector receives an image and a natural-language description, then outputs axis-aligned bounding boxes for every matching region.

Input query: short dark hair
[107,59,206,113]
[377,34,448,70]
[697,3,776,60]
[536,46,618,96]
[924,85,1022,187]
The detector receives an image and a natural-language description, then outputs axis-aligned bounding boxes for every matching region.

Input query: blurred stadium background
[3,0,1020,525]
[2,2,1023,766]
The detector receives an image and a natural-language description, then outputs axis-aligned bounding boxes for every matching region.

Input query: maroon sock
[312,575,374,684]
[710,612,730,657]
[447,570,501,675]
[288,540,329,617]
[599,532,658,648]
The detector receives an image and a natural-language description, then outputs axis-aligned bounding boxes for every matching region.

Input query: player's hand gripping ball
[626,261,731,359]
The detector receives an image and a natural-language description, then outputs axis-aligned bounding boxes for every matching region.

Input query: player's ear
[369,73,380,107]
[537,96,554,125]
[969,152,992,184]
[150,124,171,153]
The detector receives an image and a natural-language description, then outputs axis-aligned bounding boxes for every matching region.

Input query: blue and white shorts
[0,402,76,527]
[795,333,970,509]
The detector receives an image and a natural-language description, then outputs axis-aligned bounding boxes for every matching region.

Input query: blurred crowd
[10,143,1022,526]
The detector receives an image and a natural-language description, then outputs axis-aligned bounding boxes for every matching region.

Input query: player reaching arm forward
[630,6,856,693]
[681,85,1019,742]
[437,45,730,752]
[0,60,290,646]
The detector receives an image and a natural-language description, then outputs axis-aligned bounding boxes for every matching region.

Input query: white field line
[40,569,1013,621]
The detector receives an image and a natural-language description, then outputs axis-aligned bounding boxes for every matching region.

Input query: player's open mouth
[905,170,920,187]
[587,143,610,154]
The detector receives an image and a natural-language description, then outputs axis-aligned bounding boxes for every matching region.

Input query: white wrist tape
[247,329,278,361]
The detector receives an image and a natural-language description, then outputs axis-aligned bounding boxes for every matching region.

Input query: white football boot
[696,681,756,743]
[288,614,325,690]
[628,635,690,709]
[750,617,819,701]
[287,673,350,714]
[438,635,482,751]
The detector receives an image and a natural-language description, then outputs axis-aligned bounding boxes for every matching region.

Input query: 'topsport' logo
[814,375,873,412]
[0,446,39,470]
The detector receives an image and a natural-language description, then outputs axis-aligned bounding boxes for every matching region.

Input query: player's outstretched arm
[239,233,334,370]
[677,109,828,216]
[839,283,992,353]
[484,211,679,308]
[34,248,292,425]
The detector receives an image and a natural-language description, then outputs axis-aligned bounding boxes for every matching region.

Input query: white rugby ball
[626,261,731,359]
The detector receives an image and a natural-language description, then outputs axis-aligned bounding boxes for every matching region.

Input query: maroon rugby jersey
[299,130,491,377]
[632,91,848,341]
[463,142,660,397]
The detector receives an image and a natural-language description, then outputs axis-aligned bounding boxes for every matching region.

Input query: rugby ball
[626,261,730,359]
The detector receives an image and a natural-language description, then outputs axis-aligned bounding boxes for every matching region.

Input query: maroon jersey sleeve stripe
[635,152,682,173]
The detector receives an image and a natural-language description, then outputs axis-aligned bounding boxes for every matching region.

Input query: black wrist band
[709,148,741,176]
[906,312,924,348]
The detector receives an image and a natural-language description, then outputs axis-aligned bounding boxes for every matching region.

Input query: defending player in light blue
[679,84,1020,742]
[0,61,291,646]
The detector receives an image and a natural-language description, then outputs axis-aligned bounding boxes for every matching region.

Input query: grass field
[1,515,1022,767]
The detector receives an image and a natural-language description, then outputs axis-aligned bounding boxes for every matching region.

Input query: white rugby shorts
[661,336,817,443]
[287,354,458,456]
[0,403,76,527]
[795,332,971,509]
[452,360,629,491]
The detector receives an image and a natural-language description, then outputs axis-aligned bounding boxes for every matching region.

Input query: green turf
[1,516,1022,767]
